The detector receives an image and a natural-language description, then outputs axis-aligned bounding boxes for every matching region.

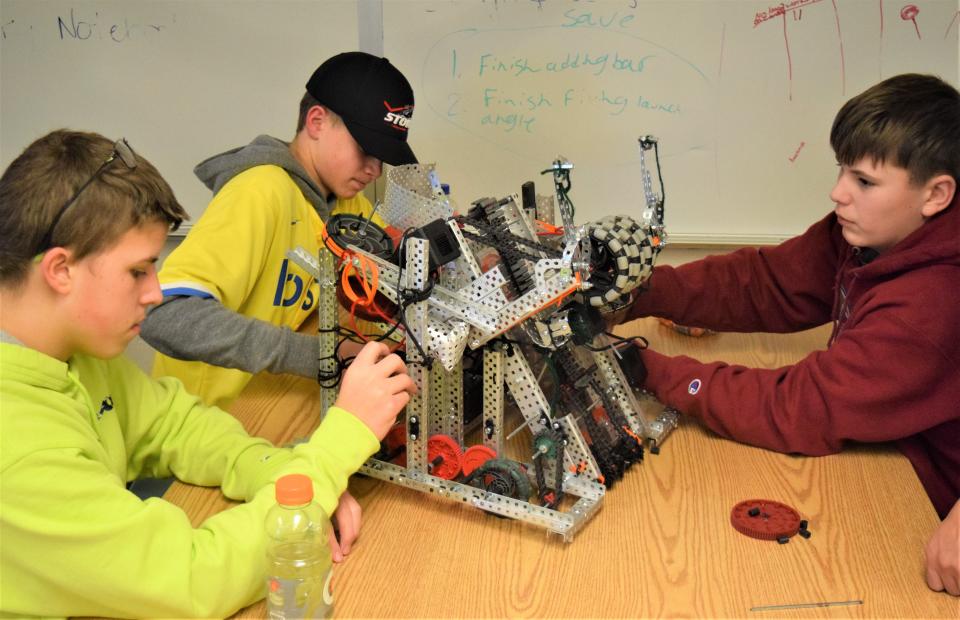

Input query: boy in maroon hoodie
[609,73,959,595]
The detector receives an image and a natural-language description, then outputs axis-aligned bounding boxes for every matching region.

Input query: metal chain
[532,427,566,508]
[591,375,644,466]
[553,352,619,483]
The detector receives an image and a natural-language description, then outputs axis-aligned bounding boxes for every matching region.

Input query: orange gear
[462,445,497,476]
[730,499,802,541]
[426,435,463,480]
[383,423,408,467]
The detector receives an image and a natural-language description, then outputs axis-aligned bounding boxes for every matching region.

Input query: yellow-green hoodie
[0,341,377,618]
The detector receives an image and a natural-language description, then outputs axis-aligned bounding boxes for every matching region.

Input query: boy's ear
[38,248,76,295]
[921,174,957,217]
[303,105,332,139]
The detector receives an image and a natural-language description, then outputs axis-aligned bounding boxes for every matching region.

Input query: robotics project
[288,137,678,541]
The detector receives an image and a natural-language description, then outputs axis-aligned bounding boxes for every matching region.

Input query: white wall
[384,0,960,244]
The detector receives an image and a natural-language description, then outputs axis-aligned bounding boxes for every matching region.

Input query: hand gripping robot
[288,136,678,541]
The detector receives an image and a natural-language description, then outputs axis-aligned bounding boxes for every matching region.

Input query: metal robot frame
[290,136,677,541]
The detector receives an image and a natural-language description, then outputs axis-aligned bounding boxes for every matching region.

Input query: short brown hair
[296,92,341,133]
[0,129,188,286]
[831,74,960,186]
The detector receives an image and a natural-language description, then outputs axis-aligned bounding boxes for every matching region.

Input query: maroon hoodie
[626,198,960,518]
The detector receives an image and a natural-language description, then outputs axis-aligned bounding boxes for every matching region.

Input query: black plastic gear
[325,213,394,260]
[463,458,532,501]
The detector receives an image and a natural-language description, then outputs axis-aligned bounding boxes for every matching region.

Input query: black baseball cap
[306,51,417,166]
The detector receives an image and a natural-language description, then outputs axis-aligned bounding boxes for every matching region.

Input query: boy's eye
[131,268,147,279]
[857,176,874,187]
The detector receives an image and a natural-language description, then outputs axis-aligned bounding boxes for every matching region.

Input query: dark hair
[0,129,188,286]
[831,74,960,186]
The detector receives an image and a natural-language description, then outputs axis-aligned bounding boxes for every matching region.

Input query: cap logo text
[383,101,413,131]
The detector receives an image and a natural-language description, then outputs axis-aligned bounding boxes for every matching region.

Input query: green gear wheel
[533,433,558,459]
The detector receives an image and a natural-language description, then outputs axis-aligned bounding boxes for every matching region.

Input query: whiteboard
[385,0,960,244]
[0,0,359,229]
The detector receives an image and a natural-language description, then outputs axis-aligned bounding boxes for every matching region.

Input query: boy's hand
[337,338,365,360]
[601,291,639,333]
[603,305,632,333]
[925,501,960,596]
[328,491,362,563]
[335,341,417,439]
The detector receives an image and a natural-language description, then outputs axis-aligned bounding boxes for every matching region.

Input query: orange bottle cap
[275,473,313,505]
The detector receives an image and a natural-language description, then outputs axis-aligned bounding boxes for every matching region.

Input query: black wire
[558,170,575,220]
[375,320,402,343]
[653,141,665,221]
[317,322,405,387]
[540,164,575,220]
[317,360,343,388]
[607,331,648,349]
[317,333,354,388]
[582,332,649,352]
[395,229,433,368]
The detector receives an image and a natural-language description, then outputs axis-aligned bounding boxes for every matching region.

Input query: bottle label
[267,569,332,619]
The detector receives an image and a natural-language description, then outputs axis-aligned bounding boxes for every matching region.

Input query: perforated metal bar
[381,164,453,231]
[429,364,463,440]
[502,350,552,437]
[403,238,430,472]
[555,413,602,483]
[592,349,648,439]
[468,268,578,347]
[498,194,540,243]
[359,459,602,541]
[482,347,505,454]
[446,220,483,284]
[636,395,680,448]
[349,247,500,331]
[317,247,338,419]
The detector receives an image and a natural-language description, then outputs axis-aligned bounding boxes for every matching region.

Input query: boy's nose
[365,156,382,178]
[829,179,848,205]
[142,276,163,306]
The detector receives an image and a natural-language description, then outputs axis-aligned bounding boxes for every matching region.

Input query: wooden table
[164,318,958,618]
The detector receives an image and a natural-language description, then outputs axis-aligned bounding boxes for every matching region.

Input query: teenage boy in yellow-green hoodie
[0,130,416,618]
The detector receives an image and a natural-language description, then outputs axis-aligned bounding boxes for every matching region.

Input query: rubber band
[318,219,400,342]
[339,252,379,306]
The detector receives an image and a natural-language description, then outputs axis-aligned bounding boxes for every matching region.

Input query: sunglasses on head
[35,137,137,255]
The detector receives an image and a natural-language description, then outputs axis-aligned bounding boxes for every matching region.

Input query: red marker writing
[900,5,922,39]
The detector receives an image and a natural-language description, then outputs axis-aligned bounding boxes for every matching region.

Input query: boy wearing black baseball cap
[140,51,418,559]
[306,51,417,167]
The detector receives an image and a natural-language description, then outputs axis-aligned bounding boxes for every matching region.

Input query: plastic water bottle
[265,474,333,619]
